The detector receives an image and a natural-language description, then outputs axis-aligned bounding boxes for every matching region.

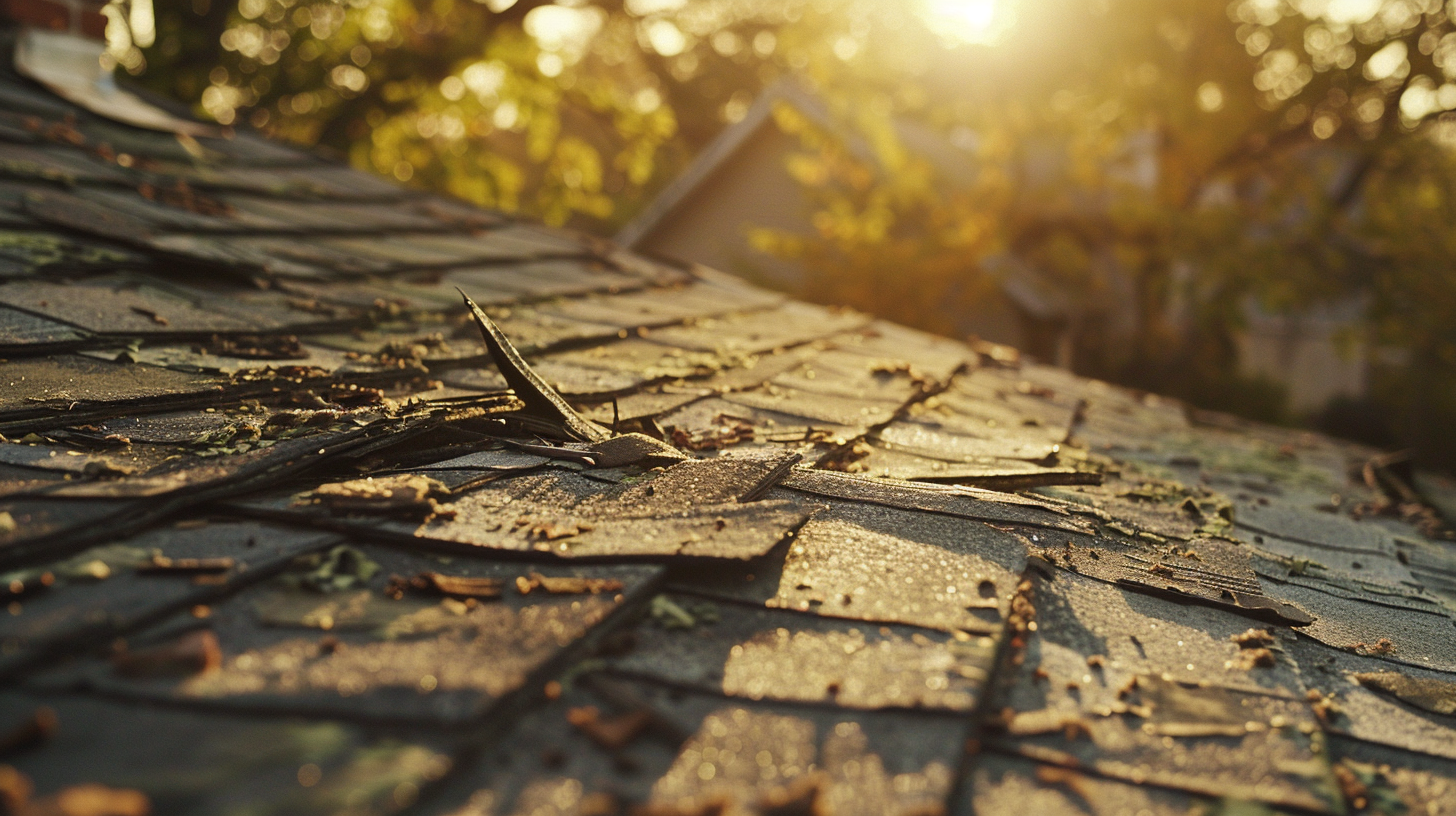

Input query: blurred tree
[116,0,1456,466]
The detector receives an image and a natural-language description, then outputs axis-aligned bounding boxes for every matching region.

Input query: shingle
[0,689,453,815]
[658,394,862,450]
[574,386,707,426]
[69,544,660,724]
[851,439,1094,490]
[998,569,1307,708]
[780,468,1098,534]
[243,451,813,560]
[0,277,258,335]
[0,228,150,278]
[1329,735,1456,816]
[1,404,459,563]
[874,417,1063,465]
[1040,532,1318,627]
[222,196,448,233]
[539,280,781,331]
[990,673,1340,812]
[675,499,1027,635]
[830,319,974,384]
[643,302,871,355]
[722,385,903,429]
[0,355,227,421]
[0,304,87,350]
[608,595,998,711]
[446,259,643,301]
[0,520,338,677]
[959,753,1233,816]
[146,233,331,279]
[425,677,968,816]
[0,144,131,184]
[1257,575,1456,673]
[1286,635,1456,762]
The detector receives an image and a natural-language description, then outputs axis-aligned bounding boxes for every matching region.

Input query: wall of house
[1236,297,1369,415]
[635,124,813,288]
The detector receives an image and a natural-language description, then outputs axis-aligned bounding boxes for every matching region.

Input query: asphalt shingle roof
[1,37,1455,816]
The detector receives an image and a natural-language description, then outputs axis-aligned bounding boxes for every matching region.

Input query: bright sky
[918,0,1014,46]
[1287,0,1383,24]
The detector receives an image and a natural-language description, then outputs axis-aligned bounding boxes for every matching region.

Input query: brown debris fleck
[818,440,873,474]
[386,572,505,600]
[0,707,57,754]
[311,475,453,521]
[127,306,168,327]
[1307,689,1342,725]
[4,572,54,599]
[34,783,151,816]
[515,573,625,595]
[1352,638,1396,656]
[1231,628,1276,649]
[566,705,652,751]
[139,179,232,216]
[1333,763,1369,812]
[670,416,754,452]
[136,555,235,575]
[1232,648,1276,670]
[0,766,31,815]
[757,771,830,816]
[112,630,221,679]
[526,521,592,542]
[194,334,307,361]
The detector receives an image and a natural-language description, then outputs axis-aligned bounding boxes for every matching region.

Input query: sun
[919,0,1014,46]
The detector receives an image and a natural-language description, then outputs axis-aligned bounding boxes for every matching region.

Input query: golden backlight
[918,0,1015,46]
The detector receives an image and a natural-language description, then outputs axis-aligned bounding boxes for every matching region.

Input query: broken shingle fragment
[460,289,608,442]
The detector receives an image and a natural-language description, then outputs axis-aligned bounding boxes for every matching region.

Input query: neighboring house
[615,81,1144,371]
[623,83,1386,417]
[1218,146,1377,416]
[1237,296,1369,415]
[616,80,1078,356]
[614,81,822,288]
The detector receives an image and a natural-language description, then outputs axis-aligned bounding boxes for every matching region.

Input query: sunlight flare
[918,0,1014,46]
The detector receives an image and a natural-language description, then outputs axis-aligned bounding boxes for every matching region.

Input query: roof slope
[0,42,1455,816]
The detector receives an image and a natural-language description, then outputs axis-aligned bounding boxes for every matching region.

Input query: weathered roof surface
[1,44,1456,816]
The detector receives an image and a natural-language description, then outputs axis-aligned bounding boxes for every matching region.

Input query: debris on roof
[0,32,1455,816]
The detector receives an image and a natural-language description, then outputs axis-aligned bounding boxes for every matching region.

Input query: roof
[1,29,1456,816]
